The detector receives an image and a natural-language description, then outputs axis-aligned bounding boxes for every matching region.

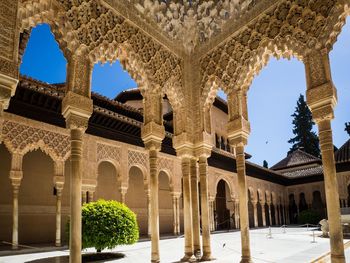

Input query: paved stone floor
[1,227,349,263]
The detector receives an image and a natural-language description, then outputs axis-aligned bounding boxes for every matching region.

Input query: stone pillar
[141,118,164,263]
[227,89,251,263]
[267,202,272,226]
[181,156,194,261]
[210,200,215,231]
[252,201,258,228]
[88,191,94,203]
[82,191,87,204]
[198,154,212,260]
[261,202,266,227]
[53,162,65,247]
[120,187,127,204]
[190,157,201,255]
[172,193,181,236]
[9,153,23,250]
[274,205,278,226]
[234,199,240,229]
[149,148,161,262]
[62,86,93,263]
[235,145,252,262]
[305,50,345,263]
[147,190,152,238]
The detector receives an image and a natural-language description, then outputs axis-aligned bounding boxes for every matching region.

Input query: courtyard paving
[0,227,349,263]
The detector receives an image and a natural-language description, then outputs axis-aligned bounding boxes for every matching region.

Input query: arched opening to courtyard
[125,166,147,236]
[0,144,12,246]
[20,150,55,244]
[95,161,120,202]
[215,179,234,230]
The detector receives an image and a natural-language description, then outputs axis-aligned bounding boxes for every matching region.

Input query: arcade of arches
[1,1,350,263]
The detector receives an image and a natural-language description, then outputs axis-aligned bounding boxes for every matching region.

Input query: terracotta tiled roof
[335,139,350,163]
[270,149,321,170]
[280,166,323,179]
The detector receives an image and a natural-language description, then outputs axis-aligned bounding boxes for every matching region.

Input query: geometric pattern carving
[128,150,148,170]
[96,142,121,164]
[158,156,174,174]
[2,120,70,160]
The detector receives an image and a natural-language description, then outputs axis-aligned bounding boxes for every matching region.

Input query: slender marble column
[55,188,62,247]
[199,156,212,260]
[120,187,127,204]
[82,191,87,204]
[172,194,177,236]
[176,196,181,235]
[10,154,23,250]
[236,145,252,263]
[268,203,272,226]
[147,190,152,238]
[252,202,258,228]
[12,185,19,249]
[70,128,84,263]
[274,205,278,225]
[88,191,94,203]
[317,120,345,262]
[190,158,201,255]
[149,149,160,263]
[181,157,194,261]
[261,202,266,227]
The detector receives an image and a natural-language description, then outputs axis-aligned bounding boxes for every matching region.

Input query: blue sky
[20,22,350,167]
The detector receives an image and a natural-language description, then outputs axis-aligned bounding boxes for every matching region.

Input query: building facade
[1,76,349,246]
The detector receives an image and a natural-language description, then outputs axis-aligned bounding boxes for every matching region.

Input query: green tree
[288,94,320,157]
[81,200,139,252]
[345,122,350,136]
[263,160,268,168]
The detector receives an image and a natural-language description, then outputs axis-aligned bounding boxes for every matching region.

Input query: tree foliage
[81,200,139,251]
[288,94,320,157]
[263,160,268,168]
[345,122,350,136]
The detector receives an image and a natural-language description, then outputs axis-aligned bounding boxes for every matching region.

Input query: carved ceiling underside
[17,0,350,117]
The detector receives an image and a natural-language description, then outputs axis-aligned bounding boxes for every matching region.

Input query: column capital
[82,178,97,192]
[10,170,22,187]
[304,49,337,123]
[227,117,250,147]
[0,73,18,110]
[195,138,213,159]
[173,132,194,157]
[141,122,164,150]
[54,175,65,190]
[62,91,93,131]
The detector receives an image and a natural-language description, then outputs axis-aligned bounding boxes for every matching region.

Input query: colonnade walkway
[1,227,349,263]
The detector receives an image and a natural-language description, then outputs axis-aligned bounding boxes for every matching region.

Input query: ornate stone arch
[19,0,77,57]
[2,120,70,161]
[127,164,149,192]
[158,168,174,193]
[320,1,350,51]
[213,174,235,198]
[248,186,256,202]
[257,188,265,203]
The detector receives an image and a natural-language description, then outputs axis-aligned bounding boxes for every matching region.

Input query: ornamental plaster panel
[2,117,70,161]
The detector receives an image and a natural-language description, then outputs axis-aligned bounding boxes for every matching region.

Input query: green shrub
[298,209,321,225]
[81,200,139,251]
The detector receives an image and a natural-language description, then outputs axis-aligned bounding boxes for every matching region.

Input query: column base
[331,254,345,263]
[11,245,18,250]
[151,259,160,263]
[200,254,215,261]
[55,242,61,247]
[180,254,196,262]
[240,256,253,263]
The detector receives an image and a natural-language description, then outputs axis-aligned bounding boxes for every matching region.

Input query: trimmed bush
[298,209,321,225]
[81,200,139,251]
